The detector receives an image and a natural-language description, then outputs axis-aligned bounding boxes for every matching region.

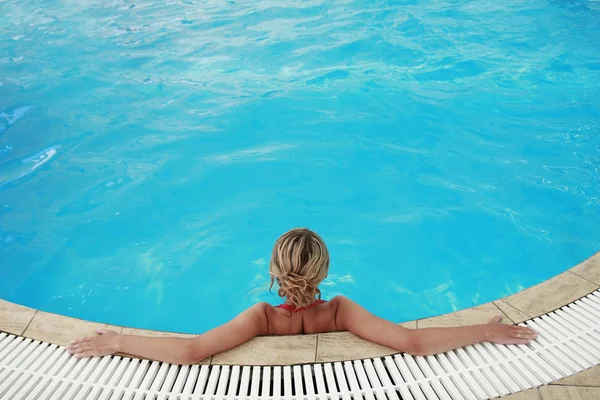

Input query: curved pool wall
[1,0,600,333]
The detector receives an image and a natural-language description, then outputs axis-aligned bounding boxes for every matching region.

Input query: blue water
[1,0,599,334]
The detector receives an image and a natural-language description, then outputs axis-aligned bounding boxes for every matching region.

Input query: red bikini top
[275,299,327,312]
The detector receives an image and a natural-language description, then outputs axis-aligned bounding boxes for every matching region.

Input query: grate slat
[535,317,596,367]
[293,365,304,398]
[526,320,582,374]
[261,366,271,398]
[515,337,567,380]
[182,364,199,395]
[353,359,376,400]
[333,362,352,400]
[239,365,252,397]
[343,361,362,397]
[581,297,600,313]
[0,333,12,354]
[204,365,221,396]
[156,364,181,400]
[426,354,472,400]
[61,357,102,400]
[134,360,161,399]
[463,345,509,397]
[272,365,282,398]
[441,351,487,400]
[172,364,190,394]
[192,364,210,396]
[471,343,520,394]
[283,365,293,399]
[364,358,394,400]
[304,364,315,397]
[0,339,39,397]
[325,362,341,400]
[251,365,262,397]
[416,355,459,400]
[226,365,240,397]
[551,310,600,355]
[215,365,230,397]
[6,343,58,400]
[404,354,446,400]
[573,300,600,322]
[314,363,328,397]
[102,357,134,400]
[36,352,78,400]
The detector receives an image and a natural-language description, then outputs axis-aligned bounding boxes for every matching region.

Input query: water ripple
[0,0,599,332]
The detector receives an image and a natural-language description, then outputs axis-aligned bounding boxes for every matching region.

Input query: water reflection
[0,145,60,188]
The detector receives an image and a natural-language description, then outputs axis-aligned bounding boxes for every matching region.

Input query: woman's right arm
[332,296,537,356]
[69,302,270,364]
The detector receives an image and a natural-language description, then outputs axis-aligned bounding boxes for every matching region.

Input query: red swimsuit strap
[275,299,326,312]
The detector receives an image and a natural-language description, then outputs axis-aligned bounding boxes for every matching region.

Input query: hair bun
[277,272,321,309]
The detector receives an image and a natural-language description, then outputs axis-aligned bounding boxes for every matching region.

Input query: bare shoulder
[328,295,357,311]
[249,302,273,319]
[330,295,351,305]
[252,302,272,311]
[239,302,270,334]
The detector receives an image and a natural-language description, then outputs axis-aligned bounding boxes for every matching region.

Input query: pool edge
[1,251,599,367]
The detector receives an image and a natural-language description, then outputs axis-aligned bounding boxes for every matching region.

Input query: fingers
[68,343,105,358]
[507,325,538,343]
[488,315,502,324]
[68,343,92,354]
[490,324,539,345]
[70,336,93,346]
[68,342,91,352]
[74,351,98,358]
[68,334,117,359]
[511,325,538,337]
[513,333,537,341]
[68,336,98,355]
[72,330,109,345]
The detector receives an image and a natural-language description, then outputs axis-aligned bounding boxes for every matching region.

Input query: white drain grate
[1,290,600,400]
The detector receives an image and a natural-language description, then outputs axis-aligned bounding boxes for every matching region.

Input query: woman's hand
[68,329,121,358]
[485,315,538,344]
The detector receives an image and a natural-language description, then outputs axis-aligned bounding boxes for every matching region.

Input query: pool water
[1,0,599,334]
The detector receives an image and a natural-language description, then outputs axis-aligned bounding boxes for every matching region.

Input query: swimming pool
[1,0,599,334]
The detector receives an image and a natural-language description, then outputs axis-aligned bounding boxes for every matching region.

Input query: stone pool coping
[2,252,600,399]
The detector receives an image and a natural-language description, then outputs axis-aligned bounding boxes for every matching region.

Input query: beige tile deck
[211,334,317,365]
[417,302,511,328]
[571,253,600,286]
[493,299,531,324]
[316,321,416,362]
[539,385,600,400]
[0,300,36,336]
[551,365,600,387]
[503,272,598,318]
[401,321,418,329]
[23,311,123,347]
[499,388,542,400]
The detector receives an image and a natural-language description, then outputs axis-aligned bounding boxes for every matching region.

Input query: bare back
[264,297,341,335]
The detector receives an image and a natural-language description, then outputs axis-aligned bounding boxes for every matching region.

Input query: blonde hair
[269,228,329,309]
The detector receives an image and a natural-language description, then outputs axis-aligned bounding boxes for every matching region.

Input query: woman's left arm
[68,303,270,365]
